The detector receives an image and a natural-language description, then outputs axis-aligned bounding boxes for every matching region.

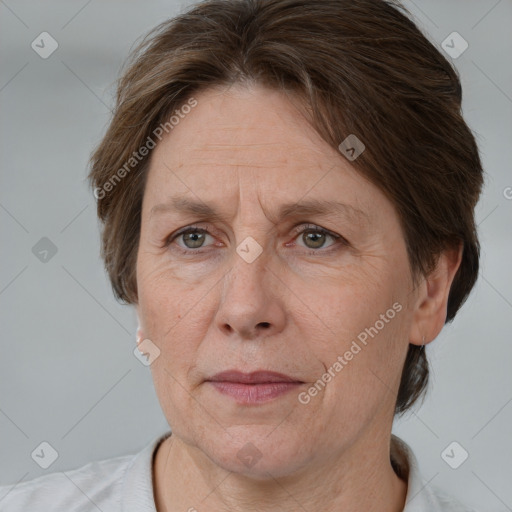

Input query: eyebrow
[149,197,370,226]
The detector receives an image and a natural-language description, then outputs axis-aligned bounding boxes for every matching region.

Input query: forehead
[143,84,387,225]
[160,84,336,167]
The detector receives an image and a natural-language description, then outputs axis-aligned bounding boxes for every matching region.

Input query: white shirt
[0,432,476,511]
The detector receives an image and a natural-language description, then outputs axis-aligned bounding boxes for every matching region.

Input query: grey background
[1,0,511,510]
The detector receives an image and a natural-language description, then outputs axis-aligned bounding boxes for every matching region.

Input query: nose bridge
[224,237,271,307]
[215,237,286,339]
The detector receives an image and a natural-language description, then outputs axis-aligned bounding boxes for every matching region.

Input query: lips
[206,370,305,404]
[207,370,303,384]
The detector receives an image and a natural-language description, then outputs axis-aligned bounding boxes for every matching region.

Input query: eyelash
[164,223,348,256]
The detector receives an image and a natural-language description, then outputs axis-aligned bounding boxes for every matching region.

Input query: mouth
[206,370,304,404]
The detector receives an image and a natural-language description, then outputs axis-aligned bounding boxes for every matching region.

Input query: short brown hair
[88,0,484,415]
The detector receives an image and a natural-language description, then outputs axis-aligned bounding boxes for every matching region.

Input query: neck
[153,429,408,512]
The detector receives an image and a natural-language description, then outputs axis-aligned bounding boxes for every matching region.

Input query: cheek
[298,266,409,412]
[298,265,396,352]
[136,271,195,379]
[137,253,207,336]
[136,261,231,399]
[138,275,210,428]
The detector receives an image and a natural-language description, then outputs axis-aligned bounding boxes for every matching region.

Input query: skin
[135,82,462,512]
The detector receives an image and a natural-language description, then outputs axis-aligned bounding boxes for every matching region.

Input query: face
[136,83,418,478]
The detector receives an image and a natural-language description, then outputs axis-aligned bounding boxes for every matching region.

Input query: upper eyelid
[172,223,338,238]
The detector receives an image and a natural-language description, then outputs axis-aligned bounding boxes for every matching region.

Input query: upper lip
[207,370,303,384]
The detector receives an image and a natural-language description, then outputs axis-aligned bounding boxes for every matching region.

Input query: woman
[0,0,483,510]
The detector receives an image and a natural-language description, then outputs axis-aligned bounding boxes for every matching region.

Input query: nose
[214,246,287,341]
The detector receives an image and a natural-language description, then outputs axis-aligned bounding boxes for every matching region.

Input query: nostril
[259,322,270,329]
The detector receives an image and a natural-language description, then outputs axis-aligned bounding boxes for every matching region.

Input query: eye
[165,223,347,255]
[291,224,344,252]
[169,226,216,252]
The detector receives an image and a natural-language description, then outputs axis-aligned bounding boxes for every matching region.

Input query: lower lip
[208,381,302,404]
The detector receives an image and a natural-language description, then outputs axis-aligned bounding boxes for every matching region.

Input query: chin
[203,429,313,480]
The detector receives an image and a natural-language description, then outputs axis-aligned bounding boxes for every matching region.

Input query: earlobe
[135,308,144,344]
[409,243,463,346]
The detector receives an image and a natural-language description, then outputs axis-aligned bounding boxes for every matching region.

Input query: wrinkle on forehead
[173,141,330,170]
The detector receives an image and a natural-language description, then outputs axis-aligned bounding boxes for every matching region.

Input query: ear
[409,242,463,346]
